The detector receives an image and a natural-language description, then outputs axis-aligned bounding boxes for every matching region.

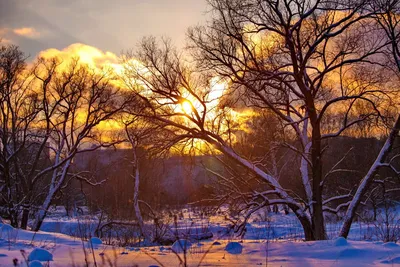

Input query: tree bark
[289,204,315,241]
[310,131,326,240]
[20,208,29,229]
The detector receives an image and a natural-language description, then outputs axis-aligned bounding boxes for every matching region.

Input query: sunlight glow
[34,44,253,153]
[181,100,193,114]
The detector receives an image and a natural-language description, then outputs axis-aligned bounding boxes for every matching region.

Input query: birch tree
[122,112,158,241]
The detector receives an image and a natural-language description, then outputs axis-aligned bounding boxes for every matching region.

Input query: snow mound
[225,242,243,254]
[381,256,400,264]
[90,237,102,245]
[383,242,399,248]
[338,248,367,258]
[0,224,14,235]
[171,239,192,253]
[334,237,348,246]
[29,260,44,267]
[28,248,53,262]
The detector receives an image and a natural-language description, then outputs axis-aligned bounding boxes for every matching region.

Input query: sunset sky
[0,0,208,57]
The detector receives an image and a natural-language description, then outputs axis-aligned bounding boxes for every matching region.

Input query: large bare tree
[124,0,398,241]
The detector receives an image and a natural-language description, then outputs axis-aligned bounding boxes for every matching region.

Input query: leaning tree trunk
[32,193,52,231]
[206,136,323,240]
[32,159,71,231]
[340,115,400,238]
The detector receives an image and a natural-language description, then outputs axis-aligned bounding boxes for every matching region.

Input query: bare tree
[0,44,42,228]
[123,0,398,240]
[122,110,159,241]
[187,0,398,240]
[28,57,130,231]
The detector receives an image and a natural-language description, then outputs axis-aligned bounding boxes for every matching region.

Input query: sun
[181,100,193,114]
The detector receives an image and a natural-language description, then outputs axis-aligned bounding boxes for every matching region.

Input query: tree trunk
[32,159,71,231]
[340,115,400,238]
[9,211,18,228]
[132,146,148,241]
[32,195,52,231]
[289,204,315,241]
[20,208,29,229]
[309,110,326,240]
[310,143,326,240]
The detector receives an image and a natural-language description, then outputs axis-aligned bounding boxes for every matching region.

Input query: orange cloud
[38,43,120,70]
[13,27,40,39]
[1,38,12,44]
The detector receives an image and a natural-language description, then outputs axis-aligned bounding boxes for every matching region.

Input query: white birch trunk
[132,146,148,241]
[32,158,71,231]
[300,143,312,209]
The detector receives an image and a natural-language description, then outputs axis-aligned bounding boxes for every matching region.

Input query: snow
[90,237,102,245]
[171,239,192,253]
[1,228,400,266]
[28,248,53,262]
[224,241,243,254]
[1,211,400,266]
[28,260,43,267]
[383,242,399,248]
[0,224,14,236]
[334,237,348,246]
[0,224,17,241]
[381,256,400,264]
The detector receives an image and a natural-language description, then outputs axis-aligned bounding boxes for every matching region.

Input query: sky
[0,0,209,58]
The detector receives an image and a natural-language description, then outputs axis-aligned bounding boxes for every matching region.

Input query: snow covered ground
[1,208,400,266]
[1,229,400,266]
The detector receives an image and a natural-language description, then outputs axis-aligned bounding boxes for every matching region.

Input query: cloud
[13,27,40,39]
[0,38,12,44]
[38,43,119,67]
[37,43,127,80]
